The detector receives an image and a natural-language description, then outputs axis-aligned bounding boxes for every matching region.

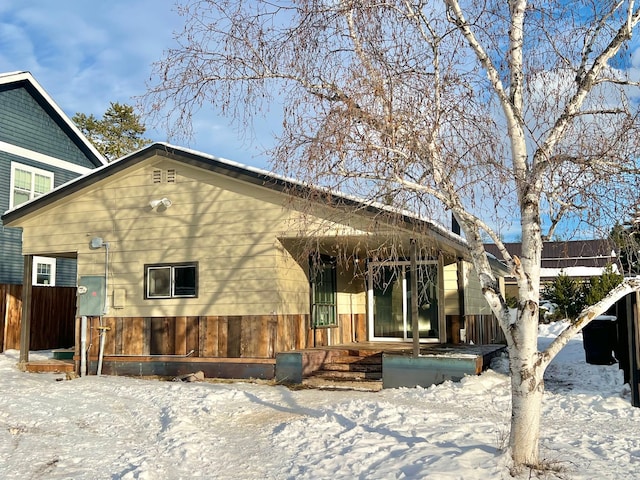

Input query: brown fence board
[227,316,241,357]
[1,284,22,350]
[1,284,76,352]
[150,317,175,355]
[186,317,199,356]
[217,317,228,357]
[121,317,140,354]
[175,316,187,355]
[115,318,124,354]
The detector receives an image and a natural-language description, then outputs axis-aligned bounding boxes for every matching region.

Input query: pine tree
[584,265,623,307]
[543,272,584,320]
[73,102,152,161]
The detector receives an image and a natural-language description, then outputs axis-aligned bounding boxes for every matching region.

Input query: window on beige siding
[145,262,198,299]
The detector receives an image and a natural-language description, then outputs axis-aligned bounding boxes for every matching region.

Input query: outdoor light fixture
[149,197,172,209]
[90,237,107,249]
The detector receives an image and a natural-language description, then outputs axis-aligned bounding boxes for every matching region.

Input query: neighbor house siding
[0,227,22,284]
[0,75,103,286]
[0,85,95,167]
[0,151,86,285]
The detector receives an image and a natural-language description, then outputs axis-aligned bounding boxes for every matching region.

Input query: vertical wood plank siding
[0,284,76,351]
[86,314,312,359]
[464,314,506,344]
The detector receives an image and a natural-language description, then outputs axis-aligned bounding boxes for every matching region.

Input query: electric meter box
[78,276,106,316]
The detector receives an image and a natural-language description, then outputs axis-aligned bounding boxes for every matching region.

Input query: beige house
[2,143,507,378]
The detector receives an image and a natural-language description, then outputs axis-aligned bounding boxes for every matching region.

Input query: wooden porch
[275,342,507,389]
[21,359,75,374]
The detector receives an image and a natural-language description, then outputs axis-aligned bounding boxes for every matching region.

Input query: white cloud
[0,0,273,167]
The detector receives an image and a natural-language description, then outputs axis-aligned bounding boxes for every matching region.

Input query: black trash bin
[582,315,618,365]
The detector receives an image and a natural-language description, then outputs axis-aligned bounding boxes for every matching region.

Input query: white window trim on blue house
[1,141,94,175]
[9,161,55,209]
[32,256,56,286]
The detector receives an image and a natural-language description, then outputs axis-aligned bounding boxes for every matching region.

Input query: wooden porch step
[345,350,386,358]
[22,360,75,374]
[308,370,382,381]
[329,354,382,364]
[320,361,382,373]
[301,376,383,391]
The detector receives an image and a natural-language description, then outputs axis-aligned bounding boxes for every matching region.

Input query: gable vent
[152,169,177,184]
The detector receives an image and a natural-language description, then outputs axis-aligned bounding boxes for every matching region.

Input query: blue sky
[2,2,639,241]
[0,0,275,168]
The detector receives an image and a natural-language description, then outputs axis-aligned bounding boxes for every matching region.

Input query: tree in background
[73,102,151,161]
[584,265,624,307]
[543,266,623,321]
[143,1,640,471]
[542,273,584,321]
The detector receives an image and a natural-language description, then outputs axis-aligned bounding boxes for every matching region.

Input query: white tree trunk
[508,345,543,466]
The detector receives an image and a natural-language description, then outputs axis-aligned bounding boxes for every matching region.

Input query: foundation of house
[86,355,276,379]
[276,343,506,389]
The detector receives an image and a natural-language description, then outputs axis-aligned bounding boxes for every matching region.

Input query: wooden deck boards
[22,359,75,374]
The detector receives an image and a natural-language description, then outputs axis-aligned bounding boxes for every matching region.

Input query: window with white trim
[145,262,198,299]
[32,256,56,286]
[10,162,54,208]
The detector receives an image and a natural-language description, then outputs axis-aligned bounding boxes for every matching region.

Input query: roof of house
[2,142,475,255]
[0,71,106,168]
[484,240,619,278]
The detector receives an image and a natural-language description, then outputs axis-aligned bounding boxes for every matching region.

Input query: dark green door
[311,256,337,327]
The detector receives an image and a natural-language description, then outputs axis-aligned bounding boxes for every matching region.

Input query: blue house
[0,71,106,286]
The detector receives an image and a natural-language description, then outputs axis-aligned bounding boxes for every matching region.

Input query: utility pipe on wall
[80,316,87,377]
[96,325,110,376]
[103,242,110,315]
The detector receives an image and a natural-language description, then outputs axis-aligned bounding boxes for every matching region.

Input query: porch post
[19,254,33,364]
[410,239,419,357]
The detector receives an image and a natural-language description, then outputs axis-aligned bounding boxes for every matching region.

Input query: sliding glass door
[368,261,440,342]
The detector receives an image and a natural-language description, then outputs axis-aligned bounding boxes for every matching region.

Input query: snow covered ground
[0,322,638,479]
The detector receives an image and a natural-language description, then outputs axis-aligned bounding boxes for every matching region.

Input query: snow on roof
[4,142,468,252]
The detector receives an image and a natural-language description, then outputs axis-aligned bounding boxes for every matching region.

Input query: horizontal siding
[56,257,77,287]
[0,85,95,167]
[0,147,86,287]
[0,154,10,213]
[18,158,322,318]
[463,262,493,315]
[443,263,460,315]
[0,150,90,285]
[0,226,23,284]
[336,266,366,315]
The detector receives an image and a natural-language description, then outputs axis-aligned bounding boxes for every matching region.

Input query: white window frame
[9,161,54,209]
[32,256,56,286]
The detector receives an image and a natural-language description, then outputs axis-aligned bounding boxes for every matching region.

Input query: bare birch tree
[144,0,640,470]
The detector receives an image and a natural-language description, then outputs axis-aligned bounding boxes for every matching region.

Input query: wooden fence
[1,284,77,352]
